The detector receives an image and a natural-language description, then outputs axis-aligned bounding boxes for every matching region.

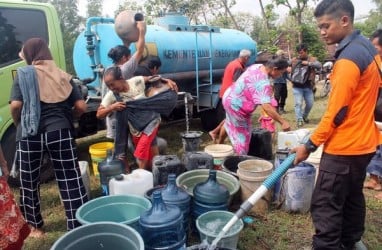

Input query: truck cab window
[0,8,48,67]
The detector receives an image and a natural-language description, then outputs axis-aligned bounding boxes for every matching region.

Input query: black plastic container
[221,155,257,177]
[248,128,273,160]
[152,155,185,186]
[184,151,214,171]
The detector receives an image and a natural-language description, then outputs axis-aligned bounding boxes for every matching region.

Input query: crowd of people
[1,0,381,249]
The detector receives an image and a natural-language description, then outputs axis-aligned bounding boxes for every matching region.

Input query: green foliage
[87,0,103,17]
[115,0,144,18]
[31,0,82,74]
[300,24,327,62]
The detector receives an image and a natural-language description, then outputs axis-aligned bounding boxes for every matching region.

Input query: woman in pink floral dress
[222,56,291,155]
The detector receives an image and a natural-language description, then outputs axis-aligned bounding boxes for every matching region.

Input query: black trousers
[311,152,374,250]
[274,83,287,108]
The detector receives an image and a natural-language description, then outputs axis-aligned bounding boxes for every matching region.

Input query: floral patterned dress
[0,177,30,250]
[222,64,273,155]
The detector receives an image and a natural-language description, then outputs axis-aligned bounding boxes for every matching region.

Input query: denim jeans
[292,87,314,120]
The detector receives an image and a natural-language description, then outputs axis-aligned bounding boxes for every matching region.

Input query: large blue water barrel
[72,13,257,93]
[139,190,186,250]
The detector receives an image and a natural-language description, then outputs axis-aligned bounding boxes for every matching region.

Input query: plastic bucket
[181,131,203,152]
[51,222,144,250]
[221,155,257,178]
[204,144,234,169]
[281,162,316,213]
[75,194,151,231]
[88,142,114,176]
[237,167,272,216]
[237,159,273,178]
[196,211,244,249]
[176,169,239,205]
[79,161,91,199]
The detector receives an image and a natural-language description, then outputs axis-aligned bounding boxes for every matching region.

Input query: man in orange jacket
[292,0,381,249]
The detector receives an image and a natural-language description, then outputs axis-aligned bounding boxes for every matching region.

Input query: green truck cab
[0,1,67,185]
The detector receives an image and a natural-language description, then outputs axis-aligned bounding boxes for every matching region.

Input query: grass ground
[18,81,382,249]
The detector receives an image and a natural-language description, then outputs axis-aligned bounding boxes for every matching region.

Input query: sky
[78,0,376,19]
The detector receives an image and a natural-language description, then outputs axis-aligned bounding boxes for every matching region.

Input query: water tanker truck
[0,1,257,185]
[73,10,257,130]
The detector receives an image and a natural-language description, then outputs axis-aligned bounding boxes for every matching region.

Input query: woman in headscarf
[9,38,88,236]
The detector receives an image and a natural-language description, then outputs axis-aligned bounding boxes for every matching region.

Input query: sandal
[374,183,382,191]
[364,179,380,190]
[374,192,382,201]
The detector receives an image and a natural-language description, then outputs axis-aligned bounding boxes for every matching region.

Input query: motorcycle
[320,61,333,98]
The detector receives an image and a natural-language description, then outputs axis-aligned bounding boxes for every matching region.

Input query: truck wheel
[1,126,55,187]
[200,103,225,131]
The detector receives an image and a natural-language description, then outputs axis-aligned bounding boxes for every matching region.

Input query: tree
[115,0,143,18]
[32,0,82,74]
[50,0,82,74]
[87,0,103,17]
[273,0,314,42]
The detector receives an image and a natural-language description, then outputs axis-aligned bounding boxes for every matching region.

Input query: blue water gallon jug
[139,190,186,250]
[161,174,191,234]
[192,170,229,222]
[183,151,214,171]
[281,162,316,213]
[98,149,126,196]
[152,155,185,186]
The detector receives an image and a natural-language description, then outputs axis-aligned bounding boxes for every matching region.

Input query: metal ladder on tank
[194,26,214,113]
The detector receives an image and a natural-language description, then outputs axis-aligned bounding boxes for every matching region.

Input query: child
[258,98,278,139]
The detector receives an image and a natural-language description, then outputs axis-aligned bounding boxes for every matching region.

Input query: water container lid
[193,170,229,203]
[114,175,124,181]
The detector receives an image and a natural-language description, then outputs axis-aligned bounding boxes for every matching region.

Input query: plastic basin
[51,222,144,250]
[75,195,151,231]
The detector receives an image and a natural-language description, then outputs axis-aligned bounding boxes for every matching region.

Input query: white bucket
[204,144,234,169]
[237,168,272,216]
[109,169,153,197]
[79,161,91,199]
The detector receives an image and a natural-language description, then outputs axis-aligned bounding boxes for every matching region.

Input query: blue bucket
[281,162,316,213]
[75,195,152,231]
[51,222,144,250]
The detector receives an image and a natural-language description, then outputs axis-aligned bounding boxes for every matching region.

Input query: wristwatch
[304,139,318,153]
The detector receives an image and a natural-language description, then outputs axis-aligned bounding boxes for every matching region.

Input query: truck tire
[199,102,225,131]
[1,126,55,187]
